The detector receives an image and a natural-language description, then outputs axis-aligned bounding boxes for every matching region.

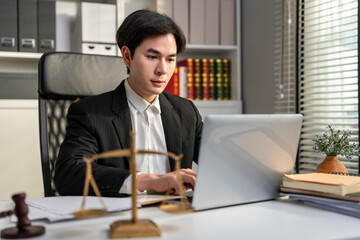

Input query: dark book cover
[194,59,202,100]
[223,59,230,100]
[209,59,216,100]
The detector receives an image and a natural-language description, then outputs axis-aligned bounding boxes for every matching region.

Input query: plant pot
[315,156,348,174]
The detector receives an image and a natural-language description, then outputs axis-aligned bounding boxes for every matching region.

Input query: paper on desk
[22,196,133,222]
[19,194,180,222]
[138,193,183,205]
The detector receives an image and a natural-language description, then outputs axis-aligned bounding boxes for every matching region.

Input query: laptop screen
[192,114,303,211]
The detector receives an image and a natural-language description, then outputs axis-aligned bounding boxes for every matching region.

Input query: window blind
[274,0,298,113]
[298,0,359,174]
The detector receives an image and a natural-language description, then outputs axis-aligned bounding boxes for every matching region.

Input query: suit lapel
[111,81,132,150]
[160,94,182,171]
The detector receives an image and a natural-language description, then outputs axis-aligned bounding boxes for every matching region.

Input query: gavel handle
[0,210,14,218]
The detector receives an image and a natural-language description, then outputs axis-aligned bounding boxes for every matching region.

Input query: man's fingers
[179,171,196,188]
[178,168,197,177]
[142,170,197,194]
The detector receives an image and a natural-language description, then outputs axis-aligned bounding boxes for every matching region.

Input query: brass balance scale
[72,131,193,238]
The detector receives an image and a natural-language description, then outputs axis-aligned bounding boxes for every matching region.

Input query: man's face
[126,33,177,103]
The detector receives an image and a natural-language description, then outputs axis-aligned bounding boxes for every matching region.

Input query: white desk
[1,199,360,240]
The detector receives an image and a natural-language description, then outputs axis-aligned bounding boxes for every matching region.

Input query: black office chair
[38,52,128,197]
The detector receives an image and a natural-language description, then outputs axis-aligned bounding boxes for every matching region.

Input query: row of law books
[280,173,360,218]
[164,58,231,100]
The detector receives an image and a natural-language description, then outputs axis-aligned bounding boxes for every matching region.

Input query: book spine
[186,59,195,100]
[209,59,216,100]
[164,67,179,96]
[164,68,175,94]
[178,58,195,100]
[202,58,210,100]
[173,67,179,95]
[194,59,202,100]
[223,59,230,100]
[179,66,188,98]
[215,59,224,100]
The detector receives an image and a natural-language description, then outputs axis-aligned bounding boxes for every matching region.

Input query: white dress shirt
[120,79,170,193]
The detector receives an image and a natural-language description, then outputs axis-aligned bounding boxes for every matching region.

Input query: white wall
[241,0,276,113]
[0,100,43,200]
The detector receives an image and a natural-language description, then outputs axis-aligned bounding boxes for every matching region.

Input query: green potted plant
[312,125,360,174]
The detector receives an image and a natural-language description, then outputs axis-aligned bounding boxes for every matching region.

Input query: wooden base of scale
[109,219,161,238]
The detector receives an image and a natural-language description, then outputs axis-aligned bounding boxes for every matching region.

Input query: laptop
[191,114,303,211]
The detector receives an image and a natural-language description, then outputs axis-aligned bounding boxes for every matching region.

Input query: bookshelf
[0,0,241,115]
[180,42,241,116]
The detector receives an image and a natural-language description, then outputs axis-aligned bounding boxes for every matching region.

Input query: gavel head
[12,192,31,229]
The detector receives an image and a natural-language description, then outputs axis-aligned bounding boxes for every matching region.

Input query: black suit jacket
[54,80,203,196]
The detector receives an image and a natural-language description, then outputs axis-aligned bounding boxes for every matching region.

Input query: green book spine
[223,59,230,100]
[194,59,202,100]
[215,59,224,100]
[209,59,216,100]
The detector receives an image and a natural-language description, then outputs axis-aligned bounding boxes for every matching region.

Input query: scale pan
[72,209,108,219]
[160,204,194,214]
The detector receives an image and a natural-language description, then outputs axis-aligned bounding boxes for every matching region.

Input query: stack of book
[164,58,231,100]
[280,173,360,218]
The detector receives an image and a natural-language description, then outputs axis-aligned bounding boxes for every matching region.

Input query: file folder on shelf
[220,0,236,45]
[189,0,205,44]
[38,0,56,53]
[205,0,220,45]
[0,0,18,52]
[173,0,188,42]
[18,0,38,52]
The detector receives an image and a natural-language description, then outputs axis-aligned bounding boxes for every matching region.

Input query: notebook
[191,114,303,211]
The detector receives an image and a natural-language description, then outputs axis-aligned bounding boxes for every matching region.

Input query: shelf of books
[165,58,231,100]
[165,55,241,117]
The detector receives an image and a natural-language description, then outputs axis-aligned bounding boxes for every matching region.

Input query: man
[54,10,203,197]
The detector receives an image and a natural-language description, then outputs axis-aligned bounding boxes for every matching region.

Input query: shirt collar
[124,79,161,114]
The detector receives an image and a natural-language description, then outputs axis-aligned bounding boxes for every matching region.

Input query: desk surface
[1,199,360,240]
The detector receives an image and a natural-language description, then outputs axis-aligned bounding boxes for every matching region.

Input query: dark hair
[116,9,186,58]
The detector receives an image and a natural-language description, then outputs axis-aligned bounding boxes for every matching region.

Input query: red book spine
[173,67,179,95]
[164,71,175,94]
[178,58,195,100]
[202,59,210,100]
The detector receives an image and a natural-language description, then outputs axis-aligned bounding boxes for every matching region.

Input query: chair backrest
[38,52,128,196]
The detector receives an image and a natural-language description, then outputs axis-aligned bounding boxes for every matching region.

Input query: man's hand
[137,169,196,194]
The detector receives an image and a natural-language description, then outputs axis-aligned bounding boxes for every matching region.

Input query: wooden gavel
[1,192,45,239]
